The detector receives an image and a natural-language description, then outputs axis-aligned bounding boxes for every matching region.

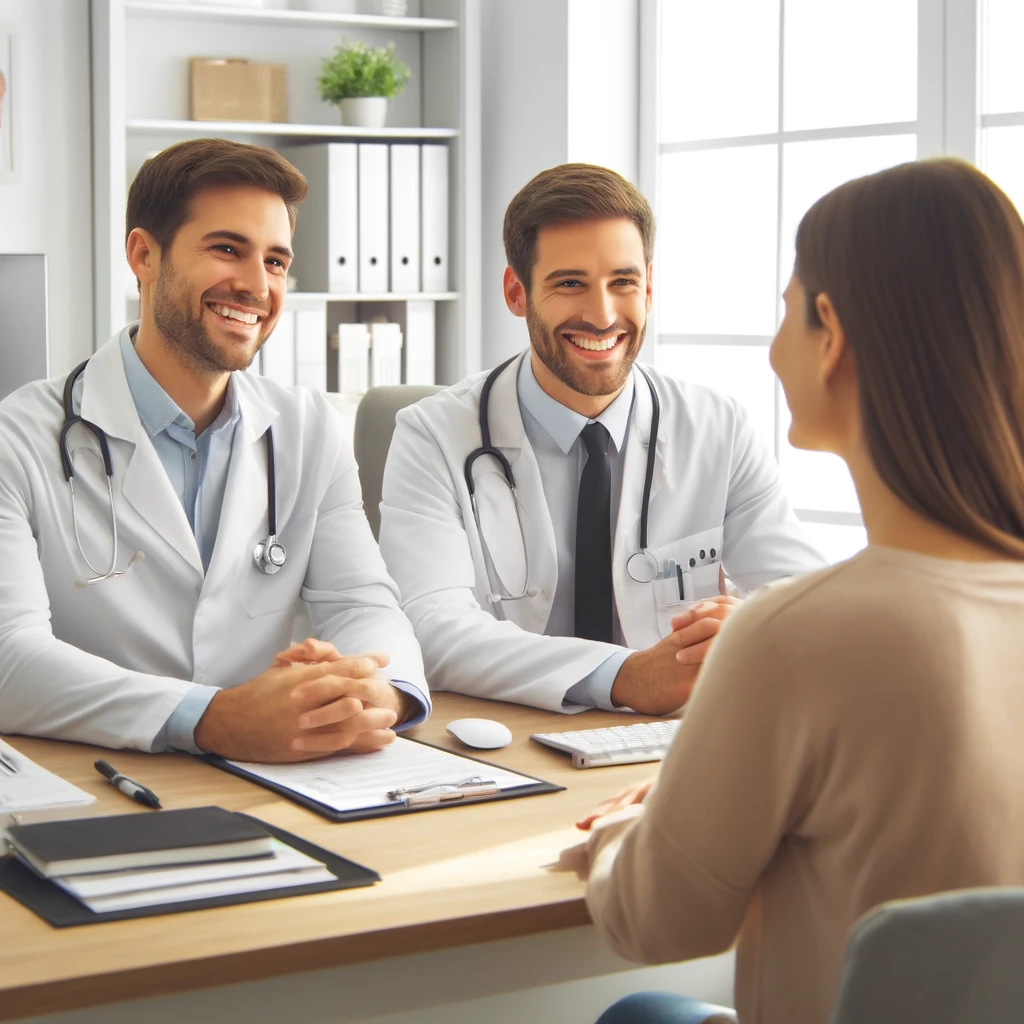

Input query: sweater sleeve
[584,586,822,963]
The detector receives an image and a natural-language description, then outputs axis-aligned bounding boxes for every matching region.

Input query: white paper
[0,740,95,814]
[54,839,321,899]
[79,865,336,913]
[228,737,535,813]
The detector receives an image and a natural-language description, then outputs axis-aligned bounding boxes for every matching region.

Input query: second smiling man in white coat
[379,164,824,717]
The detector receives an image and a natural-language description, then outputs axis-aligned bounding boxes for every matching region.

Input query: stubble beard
[525,299,646,398]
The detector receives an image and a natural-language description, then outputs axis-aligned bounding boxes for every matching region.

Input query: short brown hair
[125,138,308,250]
[502,163,655,290]
[795,158,1024,557]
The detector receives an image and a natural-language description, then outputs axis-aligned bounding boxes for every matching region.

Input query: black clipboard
[0,813,378,928]
[201,739,565,823]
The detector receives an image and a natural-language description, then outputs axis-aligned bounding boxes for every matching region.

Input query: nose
[234,253,271,304]
[580,287,619,335]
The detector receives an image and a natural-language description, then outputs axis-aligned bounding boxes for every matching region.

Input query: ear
[126,228,160,288]
[645,261,654,313]
[814,292,848,386]
[503,266,528,318]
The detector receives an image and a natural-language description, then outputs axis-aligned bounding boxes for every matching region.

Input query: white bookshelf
[92,0,482,386]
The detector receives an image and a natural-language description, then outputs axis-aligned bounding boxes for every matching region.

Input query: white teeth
[565,333,619,352]
[211,303,259,325]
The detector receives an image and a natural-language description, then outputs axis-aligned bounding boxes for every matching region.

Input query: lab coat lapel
[482,355,558,635]
[79,335,204,577]
[203,373,280,591]
[613,365,669,644]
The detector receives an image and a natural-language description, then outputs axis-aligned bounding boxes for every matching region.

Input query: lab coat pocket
[649,526,725,639]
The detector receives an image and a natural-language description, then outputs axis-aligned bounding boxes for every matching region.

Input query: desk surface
[0,695,658,1021]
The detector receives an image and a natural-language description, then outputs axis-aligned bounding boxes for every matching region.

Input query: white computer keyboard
[531,720,682,769]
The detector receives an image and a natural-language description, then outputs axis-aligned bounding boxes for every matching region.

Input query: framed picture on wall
[0,28,15,181]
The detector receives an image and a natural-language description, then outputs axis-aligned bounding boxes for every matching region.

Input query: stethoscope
[464,354,663,605]
[61,359,286,584]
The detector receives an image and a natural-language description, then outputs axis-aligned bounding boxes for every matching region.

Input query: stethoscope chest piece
[253,537,287,575]
[626,549,660,584]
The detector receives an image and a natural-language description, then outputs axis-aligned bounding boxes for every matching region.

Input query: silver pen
[0,750,19,776]
[403,782,499,806]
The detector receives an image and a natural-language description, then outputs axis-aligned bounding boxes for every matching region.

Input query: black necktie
[575,422,613,642]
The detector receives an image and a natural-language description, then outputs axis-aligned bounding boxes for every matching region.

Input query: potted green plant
[317,39,411,129]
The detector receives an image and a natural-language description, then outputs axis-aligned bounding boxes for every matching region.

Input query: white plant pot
[338,97,388,129]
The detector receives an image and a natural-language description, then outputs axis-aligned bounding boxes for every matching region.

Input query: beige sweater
[585,545,1024,1024]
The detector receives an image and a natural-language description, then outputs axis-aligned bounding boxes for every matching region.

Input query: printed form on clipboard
[214,738,563,822]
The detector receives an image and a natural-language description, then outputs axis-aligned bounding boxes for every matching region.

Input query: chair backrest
[829,887,1024,1024]
[353,384,443,540]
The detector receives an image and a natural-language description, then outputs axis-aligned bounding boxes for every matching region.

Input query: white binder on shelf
[358,144,390,294]
[294,307,328,391]
[421,144,449,293]
[370,322,403,388]
[403,300,436,385]
[336,323,370,394]
[261,309,296,387]
[279,143,358,294]
[390,145,421,294]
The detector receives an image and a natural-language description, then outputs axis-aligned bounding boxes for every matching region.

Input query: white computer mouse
[445,718,513,750]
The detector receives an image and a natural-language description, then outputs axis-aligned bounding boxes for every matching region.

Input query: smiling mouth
[206,302,264,327]
[561,331,626,353]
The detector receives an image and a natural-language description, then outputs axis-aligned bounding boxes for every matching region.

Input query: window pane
[783,0,917,131]
[660,0,780,143]
[778,134,918,301]
[654,343,776,455]
[982,126,1024,220]
[982,0,1024,114]
[659,146,779,335]
[798,522,868,565]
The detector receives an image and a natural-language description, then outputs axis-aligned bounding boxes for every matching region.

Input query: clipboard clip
[387,776,499,807]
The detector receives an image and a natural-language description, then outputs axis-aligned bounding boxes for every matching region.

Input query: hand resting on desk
[193,649,399,763]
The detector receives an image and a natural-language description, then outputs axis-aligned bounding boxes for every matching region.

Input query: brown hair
[502,163,655,289]
[795,158,1024,557]
[125,138,308,250]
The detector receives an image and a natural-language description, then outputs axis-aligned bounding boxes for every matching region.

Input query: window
[644,0,1012,564]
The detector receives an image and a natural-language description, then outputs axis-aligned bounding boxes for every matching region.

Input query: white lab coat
[0,334,427,751]
[379,356,825,712]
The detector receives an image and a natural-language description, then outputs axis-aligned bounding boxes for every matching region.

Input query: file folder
[390,144,421,293]
[358,144,390,293]
[336,323,370,393]
[0,813,378,927]
[294,307,328,391]
[421,144,449,293]
[370,322,403,387]
[261,309,296,386]
[280,143,359,294]
[403,299,436,385]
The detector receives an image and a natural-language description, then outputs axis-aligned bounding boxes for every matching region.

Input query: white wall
[0,0,93,376]
[479,0,640,368]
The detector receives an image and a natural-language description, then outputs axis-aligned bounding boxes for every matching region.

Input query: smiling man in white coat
[0,139,429,760]
[379,164,823,716]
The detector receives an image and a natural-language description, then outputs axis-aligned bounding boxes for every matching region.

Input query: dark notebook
[5,805,273,877]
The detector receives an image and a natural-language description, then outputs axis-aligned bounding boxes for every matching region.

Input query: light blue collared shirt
[516,356,635,711]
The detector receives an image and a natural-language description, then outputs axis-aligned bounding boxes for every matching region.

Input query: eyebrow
[543,266,643,282]
[200,230,294,260]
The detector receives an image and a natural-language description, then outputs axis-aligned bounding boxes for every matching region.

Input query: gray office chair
[353,385,443,540]
[829,887,1024,1024]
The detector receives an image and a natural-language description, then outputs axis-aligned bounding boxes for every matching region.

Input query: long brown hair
[795,158,1024,558]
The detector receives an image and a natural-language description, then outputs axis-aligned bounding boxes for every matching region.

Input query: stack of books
[4,806,335,914]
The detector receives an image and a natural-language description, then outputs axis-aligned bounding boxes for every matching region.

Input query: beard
[525,299,646,398]
[151,259,271,378]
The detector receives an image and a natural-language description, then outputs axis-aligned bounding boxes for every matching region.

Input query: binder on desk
[280,143,359,294]
[0,813,378,928]
[421,144,449,293]
[202,737,564,823]
[358,144,390,293]
[390,144,421,293]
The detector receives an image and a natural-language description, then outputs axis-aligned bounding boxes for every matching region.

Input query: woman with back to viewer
[573,158,1024,1024]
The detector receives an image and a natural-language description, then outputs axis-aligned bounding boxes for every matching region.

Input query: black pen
[94,760,162,809]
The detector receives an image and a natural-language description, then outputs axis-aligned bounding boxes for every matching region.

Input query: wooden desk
[0,694,665,1022]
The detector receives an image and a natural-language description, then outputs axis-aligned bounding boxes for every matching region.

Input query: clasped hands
[194,638,413,763]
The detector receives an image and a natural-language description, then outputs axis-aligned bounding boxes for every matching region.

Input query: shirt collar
[119,325,240,439]
[517,353,635,455]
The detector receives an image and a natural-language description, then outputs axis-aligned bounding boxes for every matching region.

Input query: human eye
[557,278,583,289]
[212,244,238,256]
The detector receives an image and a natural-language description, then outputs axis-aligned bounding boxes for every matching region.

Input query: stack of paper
[0,739,95,839]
